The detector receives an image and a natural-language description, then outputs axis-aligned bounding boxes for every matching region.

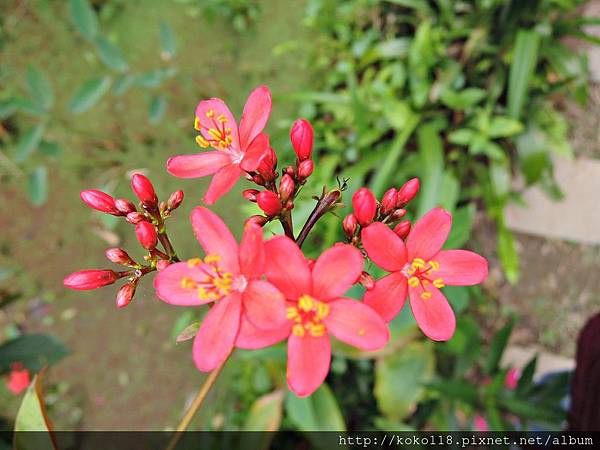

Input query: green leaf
[243,390,284,432]
[159,21,177,59]
[490,159,511,198]
[440,88,486,110]
[497,220,520,284]
[448,128,475,146]
[285,383,345,432]
[0,334,68,374]
[26,66,54,111]
[375,341,435,421]
[175,322,200,344]
[426,379,478,405]
[69,0,99,41]
[27,166,48,206]
[112,74,135,96]
[68,77,112,114]
[488,117,523,138]
[416,122,444,217]
[445,203,476,248]
[507,30,541,119]
[15,124,45,163]
[11,97,46,116]
[37,141,62,157]
[93,36,129,72]
[0,98,18,119]
[484,319,514,376]
[516,356,538,396]
[148,95,167,124]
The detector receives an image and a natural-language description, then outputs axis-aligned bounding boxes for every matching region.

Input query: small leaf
[68,77,112,114]
[26,66,54,111]
[27,167,48,206]
[243,390,284,432]
[488,117,523,138]
[69,0,99,41]
[175,322,200,344]
[497,221,520,284]
[12,97,45,116]
[159,21,177,59]
[148,95,167,124]
[484,319,514,376]
[93,36,129,72]
[448,128,475,146]
[112,74,135,96]
[0,334,68,374]
[440,88,486,110]
[285,383,345,432]
[15,124,45,163]
[37,141,62,157]
[444,203,476,248]
[0,98,18,119]
[416,122,444,217]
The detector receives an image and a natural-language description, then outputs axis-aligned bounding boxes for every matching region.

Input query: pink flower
[153,207,286,371]
[237,237,389,397]
[6,363,30,395]
[505,367,520,390]
[167,86,272,204]
[473,415,489,432]
[352,188,377,226]
[64,269,118,290]
[361,208,488,341]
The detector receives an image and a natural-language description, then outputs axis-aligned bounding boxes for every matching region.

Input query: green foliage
[0,335,69,375]
[285,383,346,432]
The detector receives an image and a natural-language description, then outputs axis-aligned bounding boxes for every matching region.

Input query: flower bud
[135,221,158,250]
[126,212,146,224]
[359,271,375,290]
[252,174,266,186]
[80,190,121,215]
[256,191,281,216]
[394,220,411,239]
[285,166,295,176]
[131,173,158,208]
[156,260,171,271]
[297,159,314,180]
[257,148,277,181]
[244,215,269,227]
[64,269,118,290]
[390,208,407,221]
[352,188,377,226]
[114,198,136,215]
[242,189,259,202]
[290,119,314,161]
[279,174,295,203]
[116,282,136,308]
[105,248,135,266]
[397,178,420,206]
[167,190,184,210]
[342,214,358,238]
[380,188,398,215]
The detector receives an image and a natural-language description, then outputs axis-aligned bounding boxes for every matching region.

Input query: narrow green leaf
[148,95,167,124]
[285,383,345,432]
[448,128,475,146]
[497,220,520,284]
[516,356,538,396]
[37,141,62,157]
[175,322,200,344]
[507,30,541,119]
[0,98,18,119]
[0,334,68,373]
[484,319,514,375]
[159,21,177,59]
[12,97,46,116]
[68,77,112,114]
[27,167,48,206]
[15,124,45,163]
[93,36,129,72]
[488,117,523,138]
[243,390,284,432]
[26,66,54,110]
[69,0,99,41]
[416,122,444,217]
[440,88,486,110]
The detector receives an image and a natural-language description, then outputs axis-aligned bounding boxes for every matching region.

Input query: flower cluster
[64,85,489,398]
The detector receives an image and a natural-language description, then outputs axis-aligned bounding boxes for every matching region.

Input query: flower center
[194,110,234,150]
[402,258,445,300]
[287,295,330,338]
[180,255,237,301]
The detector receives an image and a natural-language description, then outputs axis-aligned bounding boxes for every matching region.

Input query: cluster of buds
[63,173,183,308]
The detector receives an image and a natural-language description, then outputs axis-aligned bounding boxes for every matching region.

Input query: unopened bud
[105,248,135,266]
[380,188,398,215]
[285,166,295,176]
[256,191,281,216]
[116,282,136,308]
[279,174,295,203]
[285,200,294,210]
[245,215,269,227]
[64,269,118,290]
[394,220,411,239]
[156,260,171,271]
[352,188,377,227]
[252,174,266,186]
[114,198,136,214]
[297,159,314,180]
[80,190,121,215]
[126,212,146,224]
[242,189,259,202]
[131,173,158,208]
[257,148,277,181]
[135,221,158,250]
[359,271,375,290]
[290,118,314,161]
[397,178,420,206]
[343,214,358,238]
[167,190,184,210]
[390,208,407,221]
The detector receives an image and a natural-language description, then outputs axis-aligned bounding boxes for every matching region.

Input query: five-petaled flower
[236,236,390,397]
[361,208,488,341]
[167,86,272,204]
[154,206,287,371]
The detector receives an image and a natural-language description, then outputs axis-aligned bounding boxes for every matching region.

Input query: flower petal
[236,316,290,349]
[287,333,331,397]
[166,152,230,179]
[264,236,311,300]
[324,298,390,350]
[361,222,408,272]
[193,292,242,371]
[195,98,240,150]
[202,163,243,205]
[240,133,269,172]
[406,208,452,261]
[311,244,363,300]
[433,250,488,286]
[243,280,287,329]
[239,86,272,150]
[153,261,212,306]
[408,284,456,341]
[239,222,265,279]
[363,271,408,322]
[191,206,239,273]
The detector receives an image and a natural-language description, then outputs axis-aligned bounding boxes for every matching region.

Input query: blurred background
[1,0,600,437]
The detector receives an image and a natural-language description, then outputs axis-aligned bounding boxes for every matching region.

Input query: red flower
[352,188,377,226]
[167,86,272,204]
[6,363,30,395]
[237,237,389,397]
[64,269,118,290]
[361,208,488,341]
[153,207,286,371]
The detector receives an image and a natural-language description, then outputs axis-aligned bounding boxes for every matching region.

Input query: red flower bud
[131,173,158,207]
[167,190,184,210]
[279,174,295,202]
[257,148,277,181]
[297,159,314,180]
[105,248,135,266]
[126,212,146,224]
[156,260,171,271]
[64,269,118,290]
[257,191,281,216]
[359,271,375,290]
[116,282,136,308]
[342,214,358,238]
[80,190,121,215]
[394,220,411,239]
[285,166,295,176]
[390,208,407,221]
[243,189,259,202]
[290,119,314,161]
[380,188,398,215]
[397,178,420,206]
[245,215,269,227]
[352,188,377,226]
[114,198,136,214]
[135,221,158,250]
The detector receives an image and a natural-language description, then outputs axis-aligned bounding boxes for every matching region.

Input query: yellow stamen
[195,135,210,148]
[412,258,426,269]
[421,291,432,300]
[194,117,201,131]
[203,254,221,264]
[408,276,420,288]
[217,114,227,123]
[205,109,215,118]
[433,278,445,288]
[187,258,202,268]
[316,302,330,320]
[292,324,305,337]
[428,260,440,271]
[298,295,314,312]
[309,323,326,337]
[180,278,197,289]
[287,307,299,320]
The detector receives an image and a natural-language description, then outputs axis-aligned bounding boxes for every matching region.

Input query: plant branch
[295,188,341,248]
[279,209,295,240]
